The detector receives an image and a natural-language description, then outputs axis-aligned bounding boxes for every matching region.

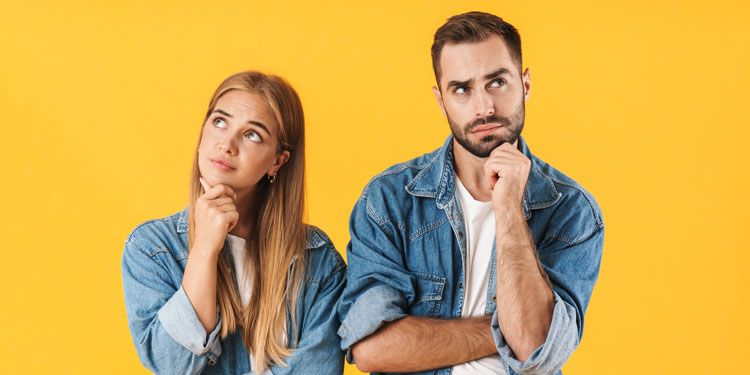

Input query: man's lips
[471,123,503,134]
[209,158,236,170]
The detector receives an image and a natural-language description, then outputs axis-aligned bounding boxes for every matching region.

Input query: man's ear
[432,85,447,117]
[522,67,531,102]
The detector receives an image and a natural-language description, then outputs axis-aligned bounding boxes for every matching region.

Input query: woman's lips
[209,158,236,171]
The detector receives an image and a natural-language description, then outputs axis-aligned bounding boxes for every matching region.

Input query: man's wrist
[493,202,525,225]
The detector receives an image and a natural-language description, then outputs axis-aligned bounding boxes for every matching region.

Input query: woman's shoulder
[302,224,346,285]
[124,209,189,260]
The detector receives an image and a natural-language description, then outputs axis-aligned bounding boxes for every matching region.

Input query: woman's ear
[269,150,290,176]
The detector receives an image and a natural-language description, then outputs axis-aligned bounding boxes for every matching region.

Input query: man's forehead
[439,36,517,82]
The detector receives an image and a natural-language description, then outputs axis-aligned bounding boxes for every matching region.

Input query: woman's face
[198,90,289,196]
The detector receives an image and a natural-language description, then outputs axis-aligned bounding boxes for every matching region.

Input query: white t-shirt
[227,234,276,375]
[228,234,253,306]
[451,177,506,375]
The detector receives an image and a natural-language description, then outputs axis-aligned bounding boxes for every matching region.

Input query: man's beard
[448,101,525,158]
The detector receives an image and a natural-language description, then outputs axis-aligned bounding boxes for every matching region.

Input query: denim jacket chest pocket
[403,218,452,318]
[409,271,446,318]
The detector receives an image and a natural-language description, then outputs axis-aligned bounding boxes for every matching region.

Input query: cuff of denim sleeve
[337,284,408,364]
[158,286,223,357]
[491,292,579,374]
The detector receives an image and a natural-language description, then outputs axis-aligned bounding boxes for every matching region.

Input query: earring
[267,174,276,183]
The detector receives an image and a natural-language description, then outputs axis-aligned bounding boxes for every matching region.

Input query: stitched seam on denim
[307,244,347,285]
[526,164,562,209]
[363,163,426,199]
[543,173,604,228]
[305,225,329,249]
[408,218,448,241]
[412,272,446,302]
[363,198,405,237]
[544,226,600,248]
[412,272,446,317]
[405,152,441,195]
[124,239,175,289]
[125,235,171,259]
[126,214,183,255]
[365,200,388,226]
[308,262,345,288]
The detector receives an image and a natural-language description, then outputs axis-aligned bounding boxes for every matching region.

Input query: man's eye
[213,118,227,128]
[245,131,262,143]
[455,86,468,94]
[489,79,507,88]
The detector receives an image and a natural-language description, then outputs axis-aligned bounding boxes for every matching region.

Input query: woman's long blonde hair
[187,71,307,372]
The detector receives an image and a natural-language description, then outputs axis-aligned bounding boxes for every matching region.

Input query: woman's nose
[219,137,237,155]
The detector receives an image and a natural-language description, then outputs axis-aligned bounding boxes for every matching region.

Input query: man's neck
[453,139,493,202]
[452,138,520,203]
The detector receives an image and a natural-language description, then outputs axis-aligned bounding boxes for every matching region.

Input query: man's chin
[471,136,508,156]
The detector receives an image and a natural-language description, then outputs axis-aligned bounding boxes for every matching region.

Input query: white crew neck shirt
[451,177,506,374]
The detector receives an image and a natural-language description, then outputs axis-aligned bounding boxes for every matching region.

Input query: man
[338,11,604,375]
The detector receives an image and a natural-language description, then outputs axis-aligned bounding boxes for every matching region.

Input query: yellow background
[1,0,748,373]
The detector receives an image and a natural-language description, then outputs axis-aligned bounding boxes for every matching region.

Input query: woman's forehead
[214,90,278,131]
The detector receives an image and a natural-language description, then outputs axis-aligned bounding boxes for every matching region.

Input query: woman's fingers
[199,178,237,201]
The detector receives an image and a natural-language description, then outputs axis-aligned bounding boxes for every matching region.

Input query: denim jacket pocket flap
[411,272,446,318]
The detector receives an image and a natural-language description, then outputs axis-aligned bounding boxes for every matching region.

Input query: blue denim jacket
[122,209,346,375]
[337,136,604,375]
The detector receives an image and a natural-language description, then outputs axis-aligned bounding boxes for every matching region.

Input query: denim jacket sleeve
[491,225,604,375]
[337,194,416,362]
[273,243,347,375]
[122,236,222,375]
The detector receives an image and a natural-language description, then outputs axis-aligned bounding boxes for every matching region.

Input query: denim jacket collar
[174,208,326,249]
[405,135,561,219]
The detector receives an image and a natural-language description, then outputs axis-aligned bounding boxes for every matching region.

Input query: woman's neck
[230,187,259,239]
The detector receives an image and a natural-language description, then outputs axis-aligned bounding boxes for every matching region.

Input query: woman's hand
[193,177,239,255]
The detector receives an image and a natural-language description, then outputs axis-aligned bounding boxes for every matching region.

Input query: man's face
[433,35,530,158]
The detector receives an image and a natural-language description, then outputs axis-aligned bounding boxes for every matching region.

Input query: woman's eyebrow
[212,108,271,136]
[248,120,270,136]
[212,108,233,117]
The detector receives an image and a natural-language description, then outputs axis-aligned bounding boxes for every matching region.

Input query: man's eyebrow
[445,68,512,89]
[446,78,471,89]
[484,68,511,80]
[211,108,271,136]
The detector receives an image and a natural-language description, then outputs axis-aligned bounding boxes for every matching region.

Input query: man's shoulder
[532,156,604,245]
[359,147,442,201]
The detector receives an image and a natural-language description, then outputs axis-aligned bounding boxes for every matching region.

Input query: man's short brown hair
[431,11,522,86]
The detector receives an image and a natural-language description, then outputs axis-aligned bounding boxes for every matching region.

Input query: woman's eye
[245,131,262,143]
[213,117,227,128]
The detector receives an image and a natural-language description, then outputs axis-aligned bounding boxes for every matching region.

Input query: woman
[122,71,345,374]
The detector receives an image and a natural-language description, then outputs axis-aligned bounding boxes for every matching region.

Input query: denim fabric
[122,208,346,374]
[338,136,604,375]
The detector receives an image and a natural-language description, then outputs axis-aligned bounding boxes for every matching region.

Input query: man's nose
[473,89,495,118]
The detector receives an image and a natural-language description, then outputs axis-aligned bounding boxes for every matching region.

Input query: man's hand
[483,142,531,213]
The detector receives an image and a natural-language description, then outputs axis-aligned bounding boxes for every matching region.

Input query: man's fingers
[484,160,501,190]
